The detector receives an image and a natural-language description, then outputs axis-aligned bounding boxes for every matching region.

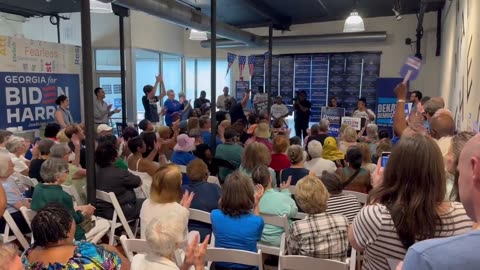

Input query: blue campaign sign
[400,56,422,81]
[321,107,345,137]
[375,77,404,137]
[0,72,81,130]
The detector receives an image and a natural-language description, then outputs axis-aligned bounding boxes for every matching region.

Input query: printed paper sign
[341,116,362,130]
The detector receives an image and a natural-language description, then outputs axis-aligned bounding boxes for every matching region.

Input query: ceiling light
[343,11,365,33]
[392,8,402,21]
[189,29,208,41]
[90,0,113,14]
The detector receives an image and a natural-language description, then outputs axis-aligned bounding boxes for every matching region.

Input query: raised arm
[147,74,162,99]
[393,83,408,136]
[241,90,251,108]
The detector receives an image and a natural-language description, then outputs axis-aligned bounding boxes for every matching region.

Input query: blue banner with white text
[0,72,81,130]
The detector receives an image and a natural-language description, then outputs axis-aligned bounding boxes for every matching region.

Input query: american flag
[238,55,246,79]
[248,55,255,77]
[225,53,237,78]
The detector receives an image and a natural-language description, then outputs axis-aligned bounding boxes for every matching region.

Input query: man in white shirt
[271,96,289,120]
[216,87,230,111]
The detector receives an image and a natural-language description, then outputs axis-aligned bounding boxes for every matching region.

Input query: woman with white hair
[132,216,209,270]
[5,136,30,176]
[305,140,337,176]
[50,143,87,202]
[31,158,110,243]
[0,152,31,234]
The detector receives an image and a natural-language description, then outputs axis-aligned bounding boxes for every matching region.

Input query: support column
[210,0,217,153]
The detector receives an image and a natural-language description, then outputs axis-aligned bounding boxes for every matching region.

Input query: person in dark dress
[294,90,312,140]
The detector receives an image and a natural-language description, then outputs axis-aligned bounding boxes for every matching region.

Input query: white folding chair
[294,212,307,220]
[279,254,349,270]
[96,190,139,245]
[18,176,38,188]
[344,191,367,204]
[257,214,289,255]
[120,235,150,262]
[205,247,263,270]
[207,176,221,187]
[288,186,296,195]
[189,209,212,224]
[19,206,36,229]
[62,185,84,206]
[178,165,187,173]
[1,211,30,249]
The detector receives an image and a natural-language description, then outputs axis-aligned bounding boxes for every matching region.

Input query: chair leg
[133,219,139,238]
[108,222,115,246]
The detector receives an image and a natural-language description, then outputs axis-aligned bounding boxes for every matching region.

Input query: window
[162,54,182,95]
[95,49,121,71]
[135,49,160,120]
[185,58,231,103]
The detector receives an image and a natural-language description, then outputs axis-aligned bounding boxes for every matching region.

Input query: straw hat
[254,123,271,139]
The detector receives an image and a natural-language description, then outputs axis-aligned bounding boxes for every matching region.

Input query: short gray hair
[307,140,323,158]
[49,143,70,158]
[145,215,186,257]
[37,139,55,155]
[5,136,25,153]
[40,158,68,183]
[319,118,330,132]
[0,152,11,177]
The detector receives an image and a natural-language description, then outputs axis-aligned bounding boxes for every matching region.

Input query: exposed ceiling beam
[243,0,291,31]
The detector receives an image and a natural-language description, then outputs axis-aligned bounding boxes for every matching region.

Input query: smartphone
[381,152,391,167]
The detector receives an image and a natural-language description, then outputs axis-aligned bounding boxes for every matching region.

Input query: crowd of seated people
[1,82,480,270]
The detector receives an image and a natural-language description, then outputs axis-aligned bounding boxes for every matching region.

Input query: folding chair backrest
[207,176,221,187]
[294,212,307,220]
[205,248,263,270]
[279,255,348,270]
[62,185,84,206]
[344,190,367,204]
[96,189,135,239]
[19,206,36,229]
[19,176,38,188]
[120,235,150,261]
[260,214,289,234]
[1,211,30,249]
[189,209,211,224]
[289,186,296,195]
[177,165,187,174]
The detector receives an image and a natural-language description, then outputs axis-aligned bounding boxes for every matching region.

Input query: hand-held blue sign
[400,56,422,84]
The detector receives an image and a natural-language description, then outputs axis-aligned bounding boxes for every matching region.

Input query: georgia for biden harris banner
[0,72,80,130]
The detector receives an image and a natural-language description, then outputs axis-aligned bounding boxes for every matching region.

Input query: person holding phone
[94,87,121,128]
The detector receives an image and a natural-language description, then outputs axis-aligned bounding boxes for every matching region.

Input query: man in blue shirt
[402,134,480,270]
[199,115,223,148]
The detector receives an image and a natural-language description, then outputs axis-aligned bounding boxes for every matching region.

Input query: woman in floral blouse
[22,203,129,270]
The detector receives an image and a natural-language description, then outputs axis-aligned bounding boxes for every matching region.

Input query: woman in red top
[270,135,291,173]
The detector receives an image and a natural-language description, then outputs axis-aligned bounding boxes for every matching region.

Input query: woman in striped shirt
[349,134,473,270]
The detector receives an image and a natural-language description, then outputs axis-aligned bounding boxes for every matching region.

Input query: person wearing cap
[171,134,197,185]
[215,127,243,181]
[245,122,273,152]
[142,75,166,124]
[294,90,312,139]
[271,96,289,121]
[93,87,121,128]
[96,124,113,137]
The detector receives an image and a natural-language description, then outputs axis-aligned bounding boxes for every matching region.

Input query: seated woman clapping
[132,215,210,270]
[287,175,349,261]
[252,165,297,247]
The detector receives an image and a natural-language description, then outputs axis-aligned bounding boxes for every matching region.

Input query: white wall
[184,13,442,98]
[440,0,480,131]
